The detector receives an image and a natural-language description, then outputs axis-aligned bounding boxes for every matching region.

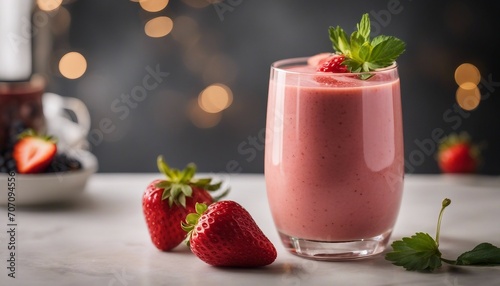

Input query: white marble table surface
[1,174,500,286]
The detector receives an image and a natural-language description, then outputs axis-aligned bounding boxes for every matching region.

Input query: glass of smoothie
[264,56,404,260]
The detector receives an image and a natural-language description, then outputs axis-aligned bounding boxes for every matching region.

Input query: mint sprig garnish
[385,198,500,272]
[329,13,406,76]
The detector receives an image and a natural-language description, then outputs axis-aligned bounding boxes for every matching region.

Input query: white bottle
[0,0,34,81]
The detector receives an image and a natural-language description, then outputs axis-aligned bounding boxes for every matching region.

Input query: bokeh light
[37,0,62,11]
[198,84,233,113]
[454,63,481,87]
[454,63,481,110]
[188,99,222,128]
[59,52,87,79]
[456,86,481,111]
[145,16,173,38]
[139,0,169,12]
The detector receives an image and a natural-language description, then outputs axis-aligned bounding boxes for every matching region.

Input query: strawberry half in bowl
[0,132,98,206]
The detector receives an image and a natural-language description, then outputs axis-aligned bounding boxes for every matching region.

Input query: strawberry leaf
[191,178,212,186]
[161,186,172,200]
[386,198,500,272]
[181,203,209,247]
[180,184,192,197]
[157,156,174,178]
[205,182,222,191]
[180,163,196,182]
[155,156,229,207]
[178,194,186,208]
[155,181,171,189]
[456,243,500,266]
[171,184,182,200]
[195,202,208,214]
[385,233,442,271]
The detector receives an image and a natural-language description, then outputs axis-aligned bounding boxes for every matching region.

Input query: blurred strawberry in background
[437,132,482,174]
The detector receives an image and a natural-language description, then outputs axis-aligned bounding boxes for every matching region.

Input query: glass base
[279,230,392,261]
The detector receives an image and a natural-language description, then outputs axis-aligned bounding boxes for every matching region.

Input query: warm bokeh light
[456,86,480,111]
[454,63,481,110]
[59,52,87,79]
[37,0,63,11]
[188,99,222,128]
[144,16,173,38]
[198,84,233,113]
[182,0,211,8]
[139,0,169,12]
[454,63,481,87]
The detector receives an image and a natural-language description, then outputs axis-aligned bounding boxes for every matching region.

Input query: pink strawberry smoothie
[265,58,404,241]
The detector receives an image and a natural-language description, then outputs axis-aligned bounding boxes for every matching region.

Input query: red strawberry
[317,54,348,73]
[143,156,229,251]
[13,130,57,174]
[438,133,480,173]
[182,201,277,267]
[307,52,332,67]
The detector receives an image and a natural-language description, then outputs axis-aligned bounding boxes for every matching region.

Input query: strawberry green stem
[436,198,451,247]
[436,198,458,264]
[441,257,457,265]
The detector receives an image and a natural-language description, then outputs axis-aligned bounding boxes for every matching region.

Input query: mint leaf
[327,13,405,76]
[349,31,365,60]
[385,232,442,271]
[356,13,370,41]
[369,36,406,67]
[456,243,500,266]
[328,26,350,55]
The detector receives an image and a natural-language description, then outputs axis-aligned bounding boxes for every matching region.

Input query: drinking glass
[264,57,404,260]
[0,75,46,150]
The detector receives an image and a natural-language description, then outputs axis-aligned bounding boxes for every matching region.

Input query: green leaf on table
[456,243,500,266]
[385,232,442,271]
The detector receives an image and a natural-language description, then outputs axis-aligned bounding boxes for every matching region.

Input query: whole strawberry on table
[143,156,277,267]
[142,156,229,251]
[182,201,277,267]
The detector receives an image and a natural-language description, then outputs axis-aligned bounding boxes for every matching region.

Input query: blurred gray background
[43,0,500,174]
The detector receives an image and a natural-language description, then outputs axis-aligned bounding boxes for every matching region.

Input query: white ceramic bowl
[0,149,97,206]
